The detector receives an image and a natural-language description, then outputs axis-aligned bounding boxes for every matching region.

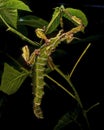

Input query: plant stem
[86,102,100,113]
[69,43,91,79]
[54,66,90,129]
[45,74,76,99]
[0,15,40,47]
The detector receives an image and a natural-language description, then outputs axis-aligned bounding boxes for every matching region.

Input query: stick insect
[22,5,85,119]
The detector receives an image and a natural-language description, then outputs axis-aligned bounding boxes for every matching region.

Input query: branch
[0,15,40,47]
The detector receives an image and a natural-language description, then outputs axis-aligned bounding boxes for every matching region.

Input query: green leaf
[0,63,29,95]
[0,0,31,28]
[63,8,88,27]
[45,7,61,34]
[0,0,31,11]
[18,15,48,28]
[0,9,17,28]
[54,109,79,130]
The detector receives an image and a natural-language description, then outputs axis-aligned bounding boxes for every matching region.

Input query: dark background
[0,0,104,130]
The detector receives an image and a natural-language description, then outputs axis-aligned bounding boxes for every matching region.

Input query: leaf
[0,63,29,95]
[0,0,31,28]
[54,109,79,130]
[0,9,17,28]
[0,0,31,11]
[45,7,61,34]
[45,6,88,34]
[63,8,88,27]
[18,15,48,28]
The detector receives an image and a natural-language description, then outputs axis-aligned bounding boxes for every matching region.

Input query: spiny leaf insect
[22,6,84,119]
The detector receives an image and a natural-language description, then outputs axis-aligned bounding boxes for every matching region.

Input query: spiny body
[32,46,48,119]
[32,32,64,119]
[33,24,84,119]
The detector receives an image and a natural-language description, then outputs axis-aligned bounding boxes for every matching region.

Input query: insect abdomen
[33,50,48,119]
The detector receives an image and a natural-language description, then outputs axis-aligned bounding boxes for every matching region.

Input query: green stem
[86,102,100,113]
[0,15,40,47]
[54,66,90,129]
[54,66,82,104]
[69,43,91,79]
[45,74,76,99]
